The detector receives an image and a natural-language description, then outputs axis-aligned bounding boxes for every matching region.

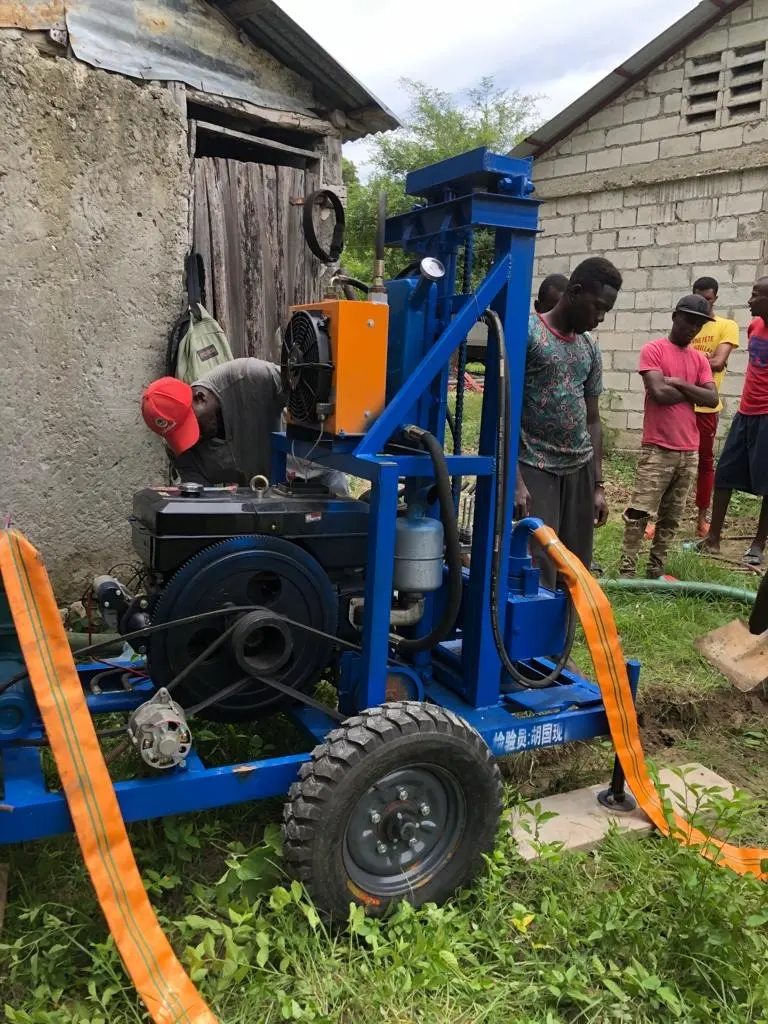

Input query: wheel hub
[343,765,466,897]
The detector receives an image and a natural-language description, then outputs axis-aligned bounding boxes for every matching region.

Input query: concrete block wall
[533,171,767,447]
[535,1,768,182]
[530,0,768,448]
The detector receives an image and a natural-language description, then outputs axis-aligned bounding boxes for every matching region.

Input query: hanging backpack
[166,253,234,383]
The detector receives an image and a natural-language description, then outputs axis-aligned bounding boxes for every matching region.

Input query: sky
[275,0,704,171]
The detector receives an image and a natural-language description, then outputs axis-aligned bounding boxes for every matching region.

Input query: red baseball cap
[141,377,200,456]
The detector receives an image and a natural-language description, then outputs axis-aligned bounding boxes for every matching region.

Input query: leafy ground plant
[3,448,768,1022]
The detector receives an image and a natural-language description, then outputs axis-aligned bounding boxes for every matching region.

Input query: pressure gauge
[419,257,445,282]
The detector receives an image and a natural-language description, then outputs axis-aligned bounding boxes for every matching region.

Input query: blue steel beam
[356,256,511,457]
[405,147,536,198]
[458,231,538,705]
[355,462,400,710]
[0,745,309,844]
[385,194,539,251]
[271,434,494,480]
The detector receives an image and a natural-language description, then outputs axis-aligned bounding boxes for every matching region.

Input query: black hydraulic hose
[395,260,422,279]
[395,427,463,653]
[335,274,370,296]
[485,309,576,689]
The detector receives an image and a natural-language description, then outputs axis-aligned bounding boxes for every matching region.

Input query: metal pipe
[348,595,426,628]
[597,659,641,814]
[369,191,388,303]
[452,235,475,502]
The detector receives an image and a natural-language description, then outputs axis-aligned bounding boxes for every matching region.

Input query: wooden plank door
[192,156,322,362]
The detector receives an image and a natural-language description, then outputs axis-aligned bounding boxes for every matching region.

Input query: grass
[585,524,758,700]
[3,420,768,1023]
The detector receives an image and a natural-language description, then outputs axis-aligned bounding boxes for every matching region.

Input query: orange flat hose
[534,524,768,880]
[0,530,218,1024]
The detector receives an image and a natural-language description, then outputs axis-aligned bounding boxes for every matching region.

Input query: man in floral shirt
[516,257,623,587]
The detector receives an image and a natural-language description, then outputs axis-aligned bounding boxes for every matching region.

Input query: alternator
[127,688,191,770]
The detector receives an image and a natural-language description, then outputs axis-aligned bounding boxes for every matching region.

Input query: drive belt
[0,530,218,1024]
[535,524,768,880]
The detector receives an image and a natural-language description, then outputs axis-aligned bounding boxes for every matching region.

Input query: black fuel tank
[131,480,369,577]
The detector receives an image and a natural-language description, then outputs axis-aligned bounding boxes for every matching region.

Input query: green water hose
[600,578,756,605]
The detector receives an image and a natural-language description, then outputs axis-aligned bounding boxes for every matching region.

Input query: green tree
[342,76,541,280]
[342,156,359,186]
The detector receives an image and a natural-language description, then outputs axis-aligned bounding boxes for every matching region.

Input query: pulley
[146,536,337,722]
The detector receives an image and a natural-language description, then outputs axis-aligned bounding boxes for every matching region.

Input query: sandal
[744,549,765,567]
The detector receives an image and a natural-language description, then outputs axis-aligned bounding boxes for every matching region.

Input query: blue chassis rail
[0,660,640,843]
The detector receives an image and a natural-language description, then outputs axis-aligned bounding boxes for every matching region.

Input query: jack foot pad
[597,788,637,814]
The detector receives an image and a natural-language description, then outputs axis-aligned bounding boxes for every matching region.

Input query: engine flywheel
[147,536,337,722]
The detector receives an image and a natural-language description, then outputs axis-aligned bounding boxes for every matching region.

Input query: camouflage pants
[620,445,697,577]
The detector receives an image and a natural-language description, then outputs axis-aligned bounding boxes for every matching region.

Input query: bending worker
[141,357,349,494]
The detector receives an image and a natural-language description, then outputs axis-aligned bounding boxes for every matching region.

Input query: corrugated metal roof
[64,0,320,115]
[511,0,749,160]
[210,0,399,137]
[0,1,398,139]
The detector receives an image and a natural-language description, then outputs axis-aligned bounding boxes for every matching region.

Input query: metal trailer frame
[0,148,638,845]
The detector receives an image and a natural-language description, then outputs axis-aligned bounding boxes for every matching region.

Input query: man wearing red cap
[142,358,348,493]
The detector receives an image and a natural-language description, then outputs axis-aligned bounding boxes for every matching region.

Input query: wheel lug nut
[419,803,430,816]
[398,788,408,801]
[376,841,388,854]
[409,837,418,849]
[369,811,381,824]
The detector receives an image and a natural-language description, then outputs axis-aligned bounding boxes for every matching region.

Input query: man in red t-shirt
[620,295,718,578]
[699,277,768,565]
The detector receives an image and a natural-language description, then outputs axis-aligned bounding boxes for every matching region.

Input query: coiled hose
[396,426,464,652]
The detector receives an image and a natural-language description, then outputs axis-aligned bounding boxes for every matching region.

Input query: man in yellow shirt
[690,277,739,536]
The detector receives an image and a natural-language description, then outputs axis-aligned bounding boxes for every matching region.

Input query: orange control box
[288,299,389,436]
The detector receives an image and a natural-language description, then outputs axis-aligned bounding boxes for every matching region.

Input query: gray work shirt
[171,358,348,494]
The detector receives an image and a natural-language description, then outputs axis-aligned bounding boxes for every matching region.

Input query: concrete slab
[511,763,736,860]
[0,864,8,936]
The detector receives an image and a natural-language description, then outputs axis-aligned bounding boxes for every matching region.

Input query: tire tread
[282,701,503,916]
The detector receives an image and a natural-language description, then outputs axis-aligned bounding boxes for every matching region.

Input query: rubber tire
[282,701,503,920]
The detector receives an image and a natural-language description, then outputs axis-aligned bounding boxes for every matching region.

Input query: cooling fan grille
[281,310,333,424]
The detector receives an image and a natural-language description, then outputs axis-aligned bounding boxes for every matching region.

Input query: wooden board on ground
[511,763,735,860]
[695,619,768,693]
[0,863,8,935]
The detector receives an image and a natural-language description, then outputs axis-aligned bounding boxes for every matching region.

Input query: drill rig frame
[0,148,639,918]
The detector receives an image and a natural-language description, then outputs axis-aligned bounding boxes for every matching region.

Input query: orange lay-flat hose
[534,524,768,880]
[0,530,219,1024]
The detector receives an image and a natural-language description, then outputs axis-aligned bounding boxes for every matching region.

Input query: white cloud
[274,0,703,167]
